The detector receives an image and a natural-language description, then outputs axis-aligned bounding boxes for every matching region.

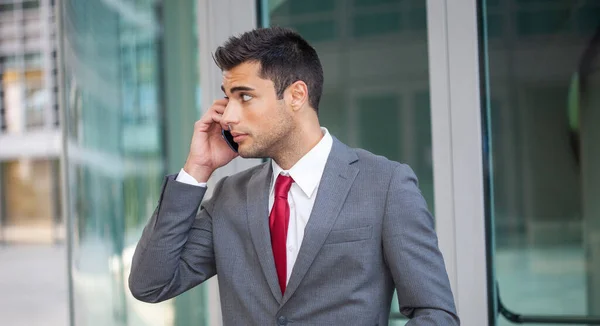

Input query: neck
[272,121,323,170]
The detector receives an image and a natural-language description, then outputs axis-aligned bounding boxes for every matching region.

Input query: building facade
[57,0,600,325]
[0,0,62,244]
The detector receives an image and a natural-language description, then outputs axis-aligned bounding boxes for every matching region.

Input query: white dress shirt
[176,128,333,284]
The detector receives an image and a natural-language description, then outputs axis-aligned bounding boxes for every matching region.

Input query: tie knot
[274,174,294,198]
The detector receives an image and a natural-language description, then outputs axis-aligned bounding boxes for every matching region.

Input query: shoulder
[343,143,413,179]
[202,162,268,210]
[215,161,269,189]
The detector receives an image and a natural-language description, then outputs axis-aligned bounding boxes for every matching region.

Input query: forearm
[384,164,459,324]
[129,175,212,302]
[405,309,460,325]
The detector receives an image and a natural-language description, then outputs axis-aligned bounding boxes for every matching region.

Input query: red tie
[269,174,294,294]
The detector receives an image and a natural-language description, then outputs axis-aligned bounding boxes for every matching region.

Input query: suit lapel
[281,138,359,306]
[247,162,283,303]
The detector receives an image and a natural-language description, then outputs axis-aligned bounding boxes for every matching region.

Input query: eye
[241,94,253,102]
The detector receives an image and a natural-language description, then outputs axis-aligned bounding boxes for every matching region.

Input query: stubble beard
[237,106,295,160]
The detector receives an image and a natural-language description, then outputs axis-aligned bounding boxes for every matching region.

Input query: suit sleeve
[382,164,460,325]
[128,174,226,303]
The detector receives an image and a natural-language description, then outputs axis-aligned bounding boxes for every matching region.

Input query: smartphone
[221,129,239,153]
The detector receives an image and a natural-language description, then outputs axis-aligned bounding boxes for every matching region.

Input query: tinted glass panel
[481,0,600,323]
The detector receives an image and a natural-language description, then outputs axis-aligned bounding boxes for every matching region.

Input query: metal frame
[40,0,55,130]
[428,0,489,324]
[55,0,75,324]
[0,162,4,245]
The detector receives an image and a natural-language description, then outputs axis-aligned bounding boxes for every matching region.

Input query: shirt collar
[271,127,333,198]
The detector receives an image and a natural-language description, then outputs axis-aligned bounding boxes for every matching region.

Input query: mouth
[231,132,248,143]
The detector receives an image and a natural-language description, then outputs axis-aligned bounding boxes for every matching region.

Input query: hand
[183,99,238,182]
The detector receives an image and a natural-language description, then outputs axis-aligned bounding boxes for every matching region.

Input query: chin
[237,149,257,159]
[237,144,267,159]
[235,146,251,158]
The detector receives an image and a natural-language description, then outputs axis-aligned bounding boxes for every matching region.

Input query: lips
[231,132,248,143]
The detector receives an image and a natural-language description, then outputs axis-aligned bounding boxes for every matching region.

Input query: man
[129,27,459,325]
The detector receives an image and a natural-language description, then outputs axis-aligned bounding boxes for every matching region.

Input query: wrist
[183,162,214,183]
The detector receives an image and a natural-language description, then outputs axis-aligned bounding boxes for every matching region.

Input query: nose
[221,100,240,129]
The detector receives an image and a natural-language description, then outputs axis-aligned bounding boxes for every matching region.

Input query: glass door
[480,0,600,324]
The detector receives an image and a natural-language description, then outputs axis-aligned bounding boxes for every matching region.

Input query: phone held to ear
[222,129,239,153]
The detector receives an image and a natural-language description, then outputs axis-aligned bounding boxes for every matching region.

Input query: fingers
[196,99,230,131]
[196,112,224,132]
[211,99,229,130]
[212,98,228,114]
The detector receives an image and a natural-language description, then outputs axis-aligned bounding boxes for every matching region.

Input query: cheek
[248,100,280,124]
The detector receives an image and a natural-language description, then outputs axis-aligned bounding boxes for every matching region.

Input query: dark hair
[214,26,324,112]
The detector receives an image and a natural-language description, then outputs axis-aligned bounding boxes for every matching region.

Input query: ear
[285,81,309,112]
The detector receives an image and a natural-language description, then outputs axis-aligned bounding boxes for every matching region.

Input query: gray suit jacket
[129,138,459,325]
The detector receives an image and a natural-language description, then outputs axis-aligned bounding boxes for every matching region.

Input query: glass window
[24,70,45,129]
[2,71,24,133]
[1,69,47,132]
[25,53,43,67]
[0,4,15,12]
[62,1,167,325]
[1,159,59,243]
[23,1,40,10]
[352,12,403,38]
[262,1,432,324]
[481,0,600,324]
[61,0,203,324]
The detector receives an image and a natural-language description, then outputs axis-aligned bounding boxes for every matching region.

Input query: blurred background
[0,0,598,325]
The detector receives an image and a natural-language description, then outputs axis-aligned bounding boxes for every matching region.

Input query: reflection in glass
[482,0,600,323]
[61,1,170,325]
[263,0,430,324]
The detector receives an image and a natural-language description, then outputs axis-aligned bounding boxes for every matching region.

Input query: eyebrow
[221,85,256,94]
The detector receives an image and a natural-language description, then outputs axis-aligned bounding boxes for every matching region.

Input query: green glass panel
[291,20,337,42]
[515,0,564,4]
[408,8,427,31]
[486,13,503,38]
[357,94,401,160]
[413,91,433,211]
[481,0,600,323]
[289,0,334,14]
[576,7,600,34]
[318,91,346,142]
[517,10,568,36]
[353,13,402,38]
[354,0,398,7]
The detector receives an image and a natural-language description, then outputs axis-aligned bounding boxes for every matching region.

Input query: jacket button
[277,316,287,325]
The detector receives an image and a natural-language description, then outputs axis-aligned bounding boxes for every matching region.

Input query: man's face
[221,61,294,158]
